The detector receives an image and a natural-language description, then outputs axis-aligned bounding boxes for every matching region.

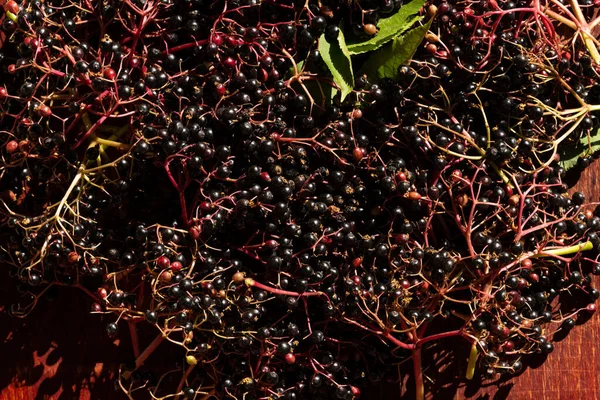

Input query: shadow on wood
[0,268,128,400]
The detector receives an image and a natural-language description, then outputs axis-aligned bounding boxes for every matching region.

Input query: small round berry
[170,261,183,272]
[118,85,132,99]
[98,288,108,299]
[189,226,201,240]
[572,191,585,205]
[106,322,119,338]
[562,318,575,330]
[180,387,195,398]
[89,60,102,73]
[64,19,76,33]
[363,24,378,36]
[311,16,327,34]
[353,147,365,161]
[407,191,422,201]
[540,342,554,354]
[284,353,296,364]
[223,57,236,68]
[5,1,20,14]
[186,355,198,365]
[513,360,523,373]
[67,251,80,263]
[130,57,140,68]
[351,109,363,119]
[38,104,52,117]
[6,140,19,153]
[156,255,170,269]
[310,330,325,344]
[277,342,291,354]
[146,310,158,323]
[587,303,597,312]
[325,25,340,41]
[215,83,226,96]
[74,60,89,73]
[521,258,532,269]
[103,68,117,80]
[232,271,245,282]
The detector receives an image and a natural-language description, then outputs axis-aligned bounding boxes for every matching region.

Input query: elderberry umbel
[2,0,600,399]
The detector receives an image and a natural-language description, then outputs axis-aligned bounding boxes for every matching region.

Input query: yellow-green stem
[544,8,577,29]
[535,241,593,257]
[94,137,130,150]
[82,112,93,130]
[583,33,600,65]
[54,170,84,219]
[569,0,600,64]
[6,11,17,22]
[466,342,478,380]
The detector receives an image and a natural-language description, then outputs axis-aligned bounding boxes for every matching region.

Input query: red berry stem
[122,333,165,380]
[162,39,209,56]
[128,320,141,359]
[72,102,121,149]
[245,278,326,298]
[413,346,425,400]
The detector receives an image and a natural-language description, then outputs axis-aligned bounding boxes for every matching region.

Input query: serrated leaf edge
[360,20,431,81]
[347,15,421,55]
[346,0,426,55]
[318,31,354,102]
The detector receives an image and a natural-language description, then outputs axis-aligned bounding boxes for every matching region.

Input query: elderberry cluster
[2,0,600,399]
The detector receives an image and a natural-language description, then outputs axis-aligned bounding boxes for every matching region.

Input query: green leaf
[361,20,431,81]
[286,60,305,79]
[559,128,600,170]
[346,0,426,55]
[319,29,354,102]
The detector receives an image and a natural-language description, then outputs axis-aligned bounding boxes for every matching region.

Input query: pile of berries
[2,0,600,399]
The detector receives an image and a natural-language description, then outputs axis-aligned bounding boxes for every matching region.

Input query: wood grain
[2,161,600,400]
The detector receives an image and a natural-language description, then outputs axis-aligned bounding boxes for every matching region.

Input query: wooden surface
[2,162,600,400]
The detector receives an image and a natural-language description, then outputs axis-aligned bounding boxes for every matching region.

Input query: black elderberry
[325,25,340,41]
[106,322,119,338]
[310,330,325,344]
[74,60,89,73]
